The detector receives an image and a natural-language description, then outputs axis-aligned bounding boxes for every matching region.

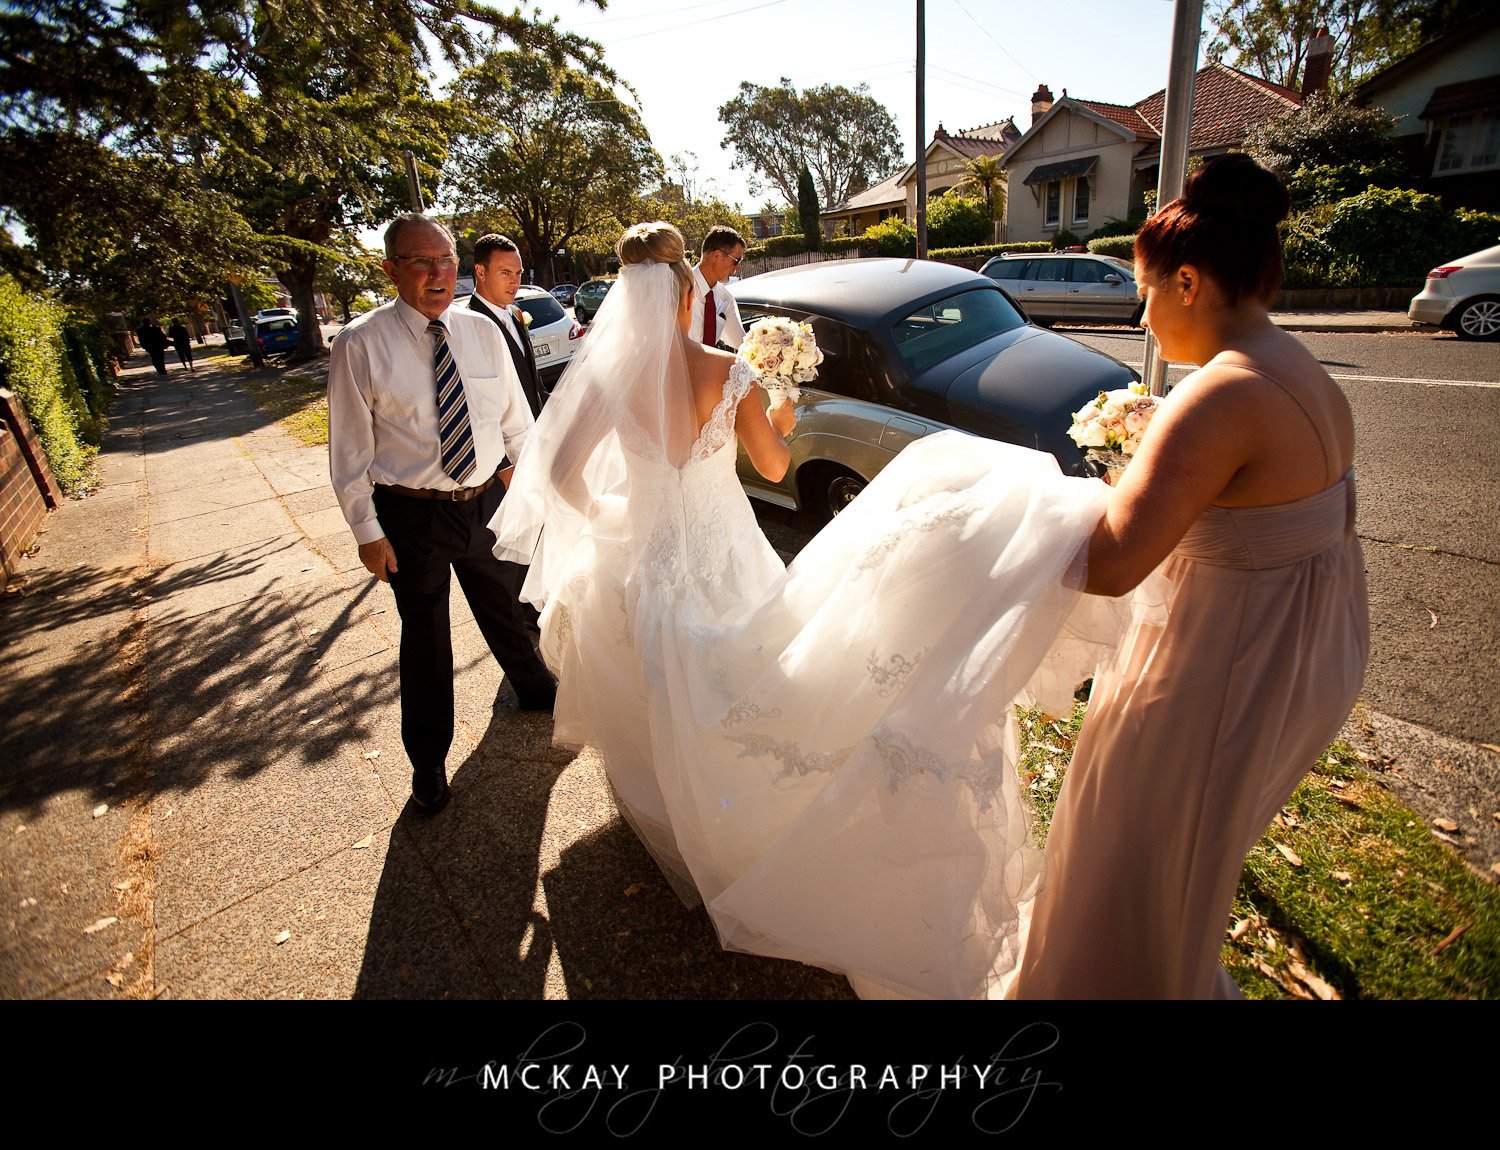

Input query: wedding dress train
[511,356,1138,999]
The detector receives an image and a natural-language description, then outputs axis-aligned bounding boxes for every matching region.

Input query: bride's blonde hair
[617,221,693,298]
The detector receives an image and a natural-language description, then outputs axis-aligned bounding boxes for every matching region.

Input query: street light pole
[1142,0,1203,397]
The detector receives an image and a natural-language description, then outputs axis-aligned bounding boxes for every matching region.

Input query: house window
[1073,175,1091,225]
[1435,110,1499,174]
[1044,181,1060,228]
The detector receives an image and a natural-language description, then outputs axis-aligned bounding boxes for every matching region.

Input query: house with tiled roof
[1000,63,1305,243]
[1352,9,1500,211]
[822,119,1020,237]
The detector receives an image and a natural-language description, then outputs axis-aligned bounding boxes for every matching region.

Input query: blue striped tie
[428,319,476,483]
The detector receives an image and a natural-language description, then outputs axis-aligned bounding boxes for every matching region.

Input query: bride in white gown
[490,222,1128,999]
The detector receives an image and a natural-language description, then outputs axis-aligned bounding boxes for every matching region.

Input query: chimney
[1302,25,1334,97]
[934,121,950,140]
[1031,84,1054,124]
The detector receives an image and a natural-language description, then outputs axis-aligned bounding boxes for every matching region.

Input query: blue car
[254,317,301,355]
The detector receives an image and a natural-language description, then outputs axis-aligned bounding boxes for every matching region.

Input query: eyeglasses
[392,254,459,273]
[727,255,743,266]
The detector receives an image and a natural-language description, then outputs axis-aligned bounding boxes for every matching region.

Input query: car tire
[1452,296,1500,341]
[802,464,867,524]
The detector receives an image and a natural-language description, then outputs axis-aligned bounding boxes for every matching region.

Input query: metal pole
[914,0,927,260]
[1142,0,1203,396]
[403,150,426,213]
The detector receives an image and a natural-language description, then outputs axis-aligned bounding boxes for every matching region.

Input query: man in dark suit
[468,234,544,417]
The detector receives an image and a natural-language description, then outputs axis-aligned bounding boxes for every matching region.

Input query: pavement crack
[1357,533,1499,567]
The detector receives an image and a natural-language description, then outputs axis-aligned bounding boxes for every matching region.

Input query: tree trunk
[278,261,326,357]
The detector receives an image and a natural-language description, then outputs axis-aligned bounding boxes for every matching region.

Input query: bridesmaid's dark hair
[1134,154,1291,305]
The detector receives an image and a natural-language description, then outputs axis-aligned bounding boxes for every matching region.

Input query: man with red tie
[689,225,747,351]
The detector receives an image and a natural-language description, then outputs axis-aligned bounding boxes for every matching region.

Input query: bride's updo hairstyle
[1134,153,1291,306]
[617,221,693,298]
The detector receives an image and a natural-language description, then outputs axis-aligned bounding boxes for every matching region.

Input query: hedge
[1087,235,1137,259]
[0,275,99,493]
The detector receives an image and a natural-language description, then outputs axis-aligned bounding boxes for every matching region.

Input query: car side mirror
[1102,274,1124,285]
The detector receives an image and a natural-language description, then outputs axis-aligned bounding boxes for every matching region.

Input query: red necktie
[702,289,716,346]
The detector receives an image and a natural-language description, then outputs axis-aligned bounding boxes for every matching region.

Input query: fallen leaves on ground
[274,929,291,945]
[1331,870,1353,884]
[92,803,108,819]
[361,749,380,761]
[623,882,649,896]
[1433,817,1459,832]
[1275,843,1304,867]
[352,833,373,849]
[83,916,118,934]
[1432,922,1471,956]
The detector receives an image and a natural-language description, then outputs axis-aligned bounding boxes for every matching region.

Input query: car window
[517,295,566,326]
[1068,259,1111,284]
[1031,259,1068,283]
[984,259,1029,281]
[739,307,884,403]
[891,288,1027,374]
[259,319,296,332]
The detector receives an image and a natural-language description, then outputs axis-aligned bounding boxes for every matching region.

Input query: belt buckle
[450,486,464,501]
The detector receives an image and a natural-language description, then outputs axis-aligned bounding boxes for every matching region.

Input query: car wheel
[1453,296,1500,341]
[803,465,867,524]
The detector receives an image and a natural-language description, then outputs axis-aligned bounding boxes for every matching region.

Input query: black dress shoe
[514,681,557,713]
[411,768,451,814]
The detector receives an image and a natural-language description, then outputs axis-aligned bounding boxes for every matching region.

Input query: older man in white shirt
[689,224,747,350]
[328,212,555,814]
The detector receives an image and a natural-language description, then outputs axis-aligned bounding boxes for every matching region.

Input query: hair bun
[1184,154,1289,228]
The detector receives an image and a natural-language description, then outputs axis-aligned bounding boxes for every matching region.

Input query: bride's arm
[736,389,793,483]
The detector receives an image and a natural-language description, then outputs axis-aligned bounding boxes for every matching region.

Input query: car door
[1012,257,1068,321]
[1065,257,1137,321]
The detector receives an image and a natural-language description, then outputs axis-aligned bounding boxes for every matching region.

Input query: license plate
[532,342,551,357]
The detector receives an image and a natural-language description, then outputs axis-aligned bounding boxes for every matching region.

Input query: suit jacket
[468,294,544,417]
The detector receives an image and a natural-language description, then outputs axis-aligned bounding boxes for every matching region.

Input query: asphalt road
[1047,326,1500,746]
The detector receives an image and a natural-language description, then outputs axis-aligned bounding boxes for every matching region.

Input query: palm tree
[954,154,1007,234]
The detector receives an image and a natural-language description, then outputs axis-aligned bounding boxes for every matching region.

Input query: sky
[514,0,1209,212]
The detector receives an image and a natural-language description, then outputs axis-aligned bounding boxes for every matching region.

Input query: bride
[490,222,1124,999]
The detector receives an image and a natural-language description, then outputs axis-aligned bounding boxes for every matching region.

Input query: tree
[315,234,387,324]
[1207,0,1492,92]
[634,188,753,259]
[953,155,1007,223]
[718,80,902,210]
[0,1,612,348]
[926,194,991,249]
[797,166,821,253]
[443,49,662,286]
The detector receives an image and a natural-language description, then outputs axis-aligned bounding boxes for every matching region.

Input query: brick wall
[0,388,60,589]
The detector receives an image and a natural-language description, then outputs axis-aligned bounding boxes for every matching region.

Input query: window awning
[1022,155,1099,186]
[1419,75,1500,120]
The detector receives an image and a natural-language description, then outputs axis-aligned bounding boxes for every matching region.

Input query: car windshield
[891,288,1026,373]
[517,295,566,326]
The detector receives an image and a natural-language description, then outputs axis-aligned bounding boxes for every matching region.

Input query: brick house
[1000,64,1306,243]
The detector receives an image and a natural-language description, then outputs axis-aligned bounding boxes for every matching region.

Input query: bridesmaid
[1016,154,1369,998]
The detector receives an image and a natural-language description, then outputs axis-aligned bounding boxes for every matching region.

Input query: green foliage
[1282,188,1500,286]
[1084,215,1143,242]
[1050,228,1082,250]
[861,217,917,258]
[926,194,991,249]
[797,166,821,253]
[952,155,1006,221]
[1285,160,1413,209]
[1244,93,1399,178]
[315,233,386,323]
[61,324,113,425]
[824,236,862,255]
[929,241,1051,260]
[0,276,97,492]
[445,49,663,281]
[718,78,903,210]
[1087,235,1138,259]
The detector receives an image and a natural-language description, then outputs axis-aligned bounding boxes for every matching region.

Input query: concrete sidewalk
[0,354,848,1000]
[1269,308,1414,333]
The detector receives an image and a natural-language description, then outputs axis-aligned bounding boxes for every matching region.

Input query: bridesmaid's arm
[1084,369,1257,597]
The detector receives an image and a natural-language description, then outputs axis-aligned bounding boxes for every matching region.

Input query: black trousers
[373,480,552,773]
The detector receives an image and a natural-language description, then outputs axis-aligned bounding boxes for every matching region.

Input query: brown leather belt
[377,468,501,502]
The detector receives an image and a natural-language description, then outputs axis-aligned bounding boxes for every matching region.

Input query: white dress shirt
[328,297,534,545]
[689,263,745,350]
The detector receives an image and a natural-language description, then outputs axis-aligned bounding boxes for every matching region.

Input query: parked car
[979,251,1143,326]
[514,286,584,394]
[572,277,614,325]
[550,283,578,307]
[1408,244,1500,341]
[225,321,248,354]
[254,316,300,355]
[254,306,298,323]
[730,258,1140,521]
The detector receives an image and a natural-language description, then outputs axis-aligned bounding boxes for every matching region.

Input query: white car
[1408,244,1500,341]
[513,286,583,396]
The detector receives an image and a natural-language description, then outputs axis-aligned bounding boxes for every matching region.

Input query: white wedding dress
[516,355,1135,999]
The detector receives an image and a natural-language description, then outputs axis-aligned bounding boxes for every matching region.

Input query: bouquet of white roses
[738,316,822,409]
[1067,382,1161,479]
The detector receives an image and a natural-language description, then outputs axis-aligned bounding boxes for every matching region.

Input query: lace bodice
[689,359,756,462]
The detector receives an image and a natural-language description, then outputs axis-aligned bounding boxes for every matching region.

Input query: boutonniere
[513,306,531,328]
